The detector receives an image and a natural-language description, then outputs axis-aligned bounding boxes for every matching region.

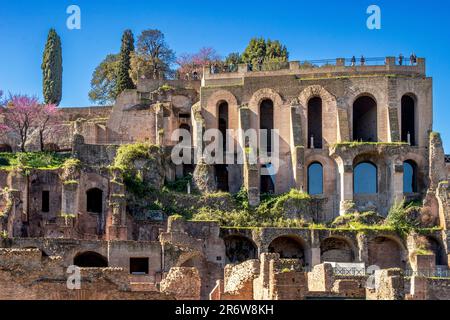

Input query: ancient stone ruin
[1,57,450,300]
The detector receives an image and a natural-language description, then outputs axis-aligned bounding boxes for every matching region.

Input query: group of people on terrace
[350,53,418,67]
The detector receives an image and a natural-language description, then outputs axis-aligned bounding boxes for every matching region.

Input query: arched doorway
[368,237,405,269]
[74,251,108,267]
[308,162,323,195]
[403,160,418,193]
[86,188,103,214]
[215,164,229,192]
[308,97,323,149]
[269,236,306,266]
[354,162,378,194]
[224,235,258,264]
[260,99,274,153]
[320,237,354,263]
[401,95,416,146]
[353,96,377,142]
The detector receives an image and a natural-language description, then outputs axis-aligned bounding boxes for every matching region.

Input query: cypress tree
[41,28,62,105]
[116,29,135,96]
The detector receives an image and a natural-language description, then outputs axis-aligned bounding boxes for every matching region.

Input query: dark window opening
[308,162,323,195]
[179,123,191,144]
[215,164,229,192]
[401,95,416,146]
[260,99,274,153]
[269,236,306,266]
[261,164,275,194]
[403,160,418,193]
[130,258,149,275]
[218,102,228,151]
[224,236,257,264]
[0,144,12,153]
[179,113,191,119]
[308,97,323,148]
[42,191,50,213]
[353,96,378,142]
[354,162,378,194]
[74,251,108,268]
[86,188,103,214]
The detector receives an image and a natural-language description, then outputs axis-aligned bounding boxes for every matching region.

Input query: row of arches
[210,92,418,152]
[307,159,419,195]
[224,234,446,269]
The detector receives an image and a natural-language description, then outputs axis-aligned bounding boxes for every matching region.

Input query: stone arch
[299,85,338,146]
[353,95,378,142]
[368,235,407,269]
[224,235,258,264]
[320,237,356,263]
[73,251,108,267]
[249,88,284,110]
[353,161,378,194]
[205,90,239,144]
[416,235,448,266]
[306,154,336,197]
[268,235,307,266]
[307,162,323,195]
[401,93,418,146]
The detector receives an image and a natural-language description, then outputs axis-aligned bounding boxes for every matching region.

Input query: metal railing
[445,155,450,163]
[404,269,450,278]
[333,267,367,277]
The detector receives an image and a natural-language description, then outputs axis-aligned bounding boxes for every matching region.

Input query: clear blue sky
[0,0,449,151]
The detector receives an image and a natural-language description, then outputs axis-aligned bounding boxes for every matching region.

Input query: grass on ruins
[0,152,71,170]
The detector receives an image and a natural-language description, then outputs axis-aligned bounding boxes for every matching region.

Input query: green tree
[224,52,243,66]
[116,29,135,96]
[41,28,63,106]
[130,29,175,83]
[88,54,120,105]
[241,38,289,66]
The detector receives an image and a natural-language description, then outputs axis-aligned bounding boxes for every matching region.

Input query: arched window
[401,95,416,146]
[260,99,274,153]
[353,96,377,142]
[308,97,323,149]
[178,123,191,143]
[224,235,258,264]
[218,102,228,151]
[74,251,108,268]
[268,236,306,266]
[308,162,323,195]
[354,162,377,194]
[403,160,418,193]
[86,188,103,214]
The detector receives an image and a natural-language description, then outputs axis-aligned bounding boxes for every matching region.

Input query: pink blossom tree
[176,47,221,79]
[0,94,60,152]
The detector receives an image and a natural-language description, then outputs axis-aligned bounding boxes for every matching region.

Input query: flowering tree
[36,103,61,151]
[0,94,60,152]
[176,47,221,79]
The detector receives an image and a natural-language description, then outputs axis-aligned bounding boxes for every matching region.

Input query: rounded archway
[353,95,377,142]
[308,162,323,195]
[307,97,323,149]
[224,235,258,264]
[354,161,378,194]
[74,251,108,267]
[368,236,405,269]
[403,160,418,193]
[417,236,447,266]
[260,99,274,153]
[320,237,355,263]
[268,236,306,265]
[401,94,416,146]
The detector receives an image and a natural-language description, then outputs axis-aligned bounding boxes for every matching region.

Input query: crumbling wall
[222,260,260,300]
[160,267,201,300]
[366,269,405,300]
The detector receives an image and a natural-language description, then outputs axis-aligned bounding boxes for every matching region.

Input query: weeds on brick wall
[164,174,193,193]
